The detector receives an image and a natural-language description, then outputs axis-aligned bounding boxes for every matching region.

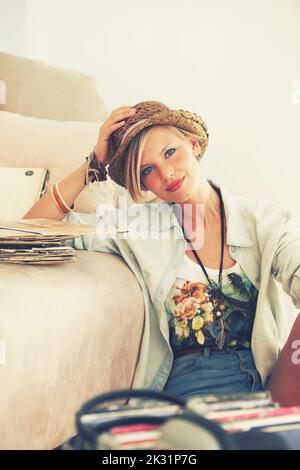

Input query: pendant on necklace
[215,297,226,350]
[216,318,226,350]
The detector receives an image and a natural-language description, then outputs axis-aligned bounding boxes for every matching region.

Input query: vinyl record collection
[75,391,300,450]
[0,218,97,264]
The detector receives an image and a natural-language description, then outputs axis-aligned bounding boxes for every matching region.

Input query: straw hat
[108,100,209,188]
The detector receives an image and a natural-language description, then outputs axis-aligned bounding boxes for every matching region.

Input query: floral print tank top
[164,250,259,354]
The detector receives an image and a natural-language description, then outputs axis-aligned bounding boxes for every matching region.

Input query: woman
[24,101,300,403]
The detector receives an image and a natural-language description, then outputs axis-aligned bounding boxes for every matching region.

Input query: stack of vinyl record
[79,391,300,450]
[0,239,76,264]
[0,218,97,265]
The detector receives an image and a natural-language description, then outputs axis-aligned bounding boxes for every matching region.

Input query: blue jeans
[163,349,265,399]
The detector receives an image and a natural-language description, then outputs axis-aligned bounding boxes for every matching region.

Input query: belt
[173,344,247,359]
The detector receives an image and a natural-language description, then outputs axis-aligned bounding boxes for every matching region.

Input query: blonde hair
[124,125,203,203]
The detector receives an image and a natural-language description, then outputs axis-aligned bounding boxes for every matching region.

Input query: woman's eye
[141,148,176,178]
[142,166,154,177]
[165,148,176,158]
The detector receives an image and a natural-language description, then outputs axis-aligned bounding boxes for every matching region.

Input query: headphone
[74,388,238,450]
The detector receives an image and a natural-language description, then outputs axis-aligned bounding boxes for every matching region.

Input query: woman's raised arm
[23,105,136,221]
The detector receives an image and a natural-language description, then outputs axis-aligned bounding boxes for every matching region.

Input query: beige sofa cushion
[0,111,160,213]
[0,52,107,122]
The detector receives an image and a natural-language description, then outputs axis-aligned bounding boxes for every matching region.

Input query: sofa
[0,53,160,450]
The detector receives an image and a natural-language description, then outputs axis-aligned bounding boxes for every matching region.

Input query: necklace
[182,183,227,350]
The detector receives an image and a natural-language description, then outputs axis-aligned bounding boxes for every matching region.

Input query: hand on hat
[94,106,137,166]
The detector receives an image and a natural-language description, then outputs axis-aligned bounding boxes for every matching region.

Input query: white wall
[0,0,300,215]
[0,0,28,56]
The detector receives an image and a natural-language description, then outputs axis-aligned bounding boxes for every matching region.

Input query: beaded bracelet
[85,149,108,185]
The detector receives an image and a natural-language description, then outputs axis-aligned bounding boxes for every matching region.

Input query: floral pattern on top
[165,262,259,352]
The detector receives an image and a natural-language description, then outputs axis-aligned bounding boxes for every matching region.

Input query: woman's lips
[166,176,185,192]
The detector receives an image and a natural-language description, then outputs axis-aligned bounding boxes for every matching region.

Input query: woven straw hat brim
[108,108,209,189]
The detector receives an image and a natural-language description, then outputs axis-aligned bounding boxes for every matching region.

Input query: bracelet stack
[85,149,108,185]
[50,182,74,215]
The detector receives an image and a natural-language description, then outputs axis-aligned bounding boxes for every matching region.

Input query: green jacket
[64,180,300,390]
